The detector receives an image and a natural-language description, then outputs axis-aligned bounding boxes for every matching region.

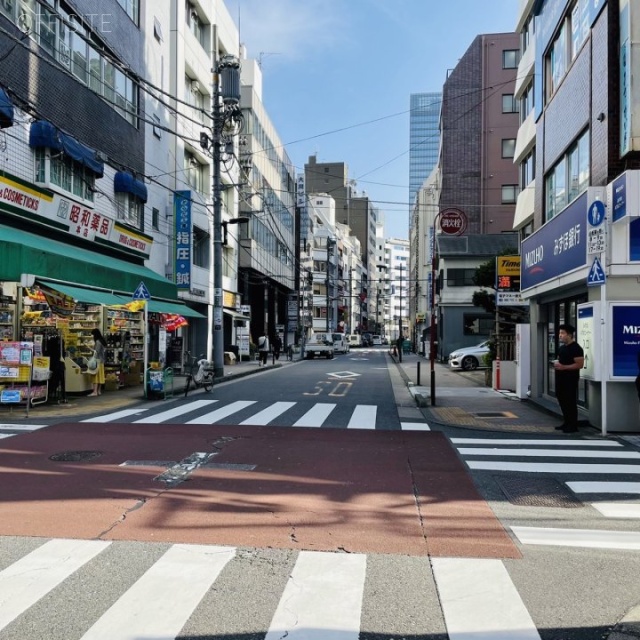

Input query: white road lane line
[591,503,640,519]
[431,558,540,640]
[458,447,640,459]
[79,544,235,640]
[185,400,256,424]
[0,424,47,431]
[0,539,111,632]
[467,461,640,474]
[265,551,366,640]
[239,402,296,425]
[347,405,377,429]
[512,526,640,550]
[81,408,150,423]
[401,422,431,431]
[452,438,621,447]
[133,400,218,423]
[293,403,337,427]
[0,434,12,439]
[567,481,640,494]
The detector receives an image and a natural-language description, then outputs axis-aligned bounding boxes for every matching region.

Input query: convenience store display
[0,341,48,415]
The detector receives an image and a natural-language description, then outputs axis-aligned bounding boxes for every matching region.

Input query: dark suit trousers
[556,374,579,427]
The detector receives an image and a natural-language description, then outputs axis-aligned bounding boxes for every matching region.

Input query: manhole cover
[474,412,514,418]
[493,475,583,508]
[49,450,103,462]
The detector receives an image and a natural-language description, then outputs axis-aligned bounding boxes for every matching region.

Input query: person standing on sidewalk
[257,332,270,367]
[553,323,584,433]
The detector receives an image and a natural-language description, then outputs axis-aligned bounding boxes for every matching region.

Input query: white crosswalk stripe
[133,399,218,424]
[453,436,640,540]
[185,400,257,424]
[401,422,431,431]
[79,544,235,640]
[239,401,296,425]
[293,403,337,427]
[0,538,546,640]
[347,404,377,429]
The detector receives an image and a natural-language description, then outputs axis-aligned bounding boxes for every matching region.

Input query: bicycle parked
[183,352,214,397]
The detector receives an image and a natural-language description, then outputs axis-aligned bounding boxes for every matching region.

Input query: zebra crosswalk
[453,437,640,550]
[0,537,543,640]
[70,398,432,431]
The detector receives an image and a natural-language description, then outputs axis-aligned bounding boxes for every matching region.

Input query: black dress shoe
[554,424,567,431]
[562,426,579,433]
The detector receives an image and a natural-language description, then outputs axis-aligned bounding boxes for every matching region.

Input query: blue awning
[28,120,104,177]
[114,171,148,202]
[0,88,13,129]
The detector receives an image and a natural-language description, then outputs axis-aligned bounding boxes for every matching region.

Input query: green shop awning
[34,280,126,306]
[0,223,177,299]
[147,299,206,319]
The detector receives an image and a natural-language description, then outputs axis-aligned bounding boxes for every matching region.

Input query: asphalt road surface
[0,350,639,639]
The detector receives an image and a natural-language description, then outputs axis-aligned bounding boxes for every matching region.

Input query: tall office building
[409,92,442,207]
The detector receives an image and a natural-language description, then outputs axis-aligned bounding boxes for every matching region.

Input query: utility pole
[211,55,241,379]
[325,238,333,332]
[398,266,403,362]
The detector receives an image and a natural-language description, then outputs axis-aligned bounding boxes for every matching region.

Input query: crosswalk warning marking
[401,422,431,431]
[134,399,218,424]
[292,403,337,427]
[567,481,640,494]
[467,461,640,474]
[451,438,622,447]
[82,408,150,423]
[347,405,377,429]
[265,551,366,640]
[185,400,256,425]
[512,526,640,550]
[240,401,296,425]
[0,539,111,632]
[458,447,640,459]
[432,558,541,640]
[591,503,640,519]
[79,544,235,640]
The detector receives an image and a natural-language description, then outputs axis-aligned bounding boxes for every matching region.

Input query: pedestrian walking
[257,332,270,367]
[88,328,107,396]
[553,323,584,433]
[273,334,282,360]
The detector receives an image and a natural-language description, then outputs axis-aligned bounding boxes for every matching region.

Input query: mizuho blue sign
[521,193,588,290]
[612,173,627,222]
[612,304,640,377]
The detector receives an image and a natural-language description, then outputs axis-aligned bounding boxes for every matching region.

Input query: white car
[371,335,382,345]
[448,340,491,370]
[332,333,350,354]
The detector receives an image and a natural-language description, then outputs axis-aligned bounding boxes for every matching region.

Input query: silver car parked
[448,340,491,370]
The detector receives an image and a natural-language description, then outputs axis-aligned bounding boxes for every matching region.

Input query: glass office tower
[409,92,442,206]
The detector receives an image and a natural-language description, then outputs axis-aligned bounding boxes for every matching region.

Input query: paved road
[1,351,640,638]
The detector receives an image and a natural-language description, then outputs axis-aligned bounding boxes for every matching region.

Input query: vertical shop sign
[174,191,192,289]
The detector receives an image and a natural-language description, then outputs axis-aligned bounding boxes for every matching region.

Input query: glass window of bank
[545,295,587,407]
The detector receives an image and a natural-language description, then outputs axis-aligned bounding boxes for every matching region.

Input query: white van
[332,333,349,354]
[347,334,362,348]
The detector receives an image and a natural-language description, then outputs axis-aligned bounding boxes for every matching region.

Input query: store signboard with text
[0,171,152,258]
[521,193,588,290]
[610,303,640,379]
[174,191,192,289]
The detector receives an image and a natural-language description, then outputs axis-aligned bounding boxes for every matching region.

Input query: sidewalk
[388,349,583,435]
[0,354,300,420]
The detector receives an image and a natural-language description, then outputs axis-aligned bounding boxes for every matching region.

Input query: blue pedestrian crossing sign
[132,281,151,300]
[587,256,606,286]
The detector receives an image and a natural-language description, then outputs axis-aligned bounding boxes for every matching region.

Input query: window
[184,150,205,194]
[1,0,139,125]
[152,207,159,230]
[463,314,493,336]
[185,1,206,49]
[193,226,210,267]
[35,148,95,202]
[115,192,143,229]
[502,185,519,204]
[502,139,516,158]
[117,0,139,25]
[502,49,520,69]
[502,94,518,113]
[520,149,536,187]
[520,82,534,124]
[153,16,163,41]
[544,129,589,221]
[152,114,162,139]
[447,268,476,287]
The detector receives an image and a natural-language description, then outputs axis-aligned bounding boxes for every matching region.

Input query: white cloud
[230,0,348,65]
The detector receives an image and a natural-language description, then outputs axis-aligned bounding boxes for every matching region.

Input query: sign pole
[144,299,149,396]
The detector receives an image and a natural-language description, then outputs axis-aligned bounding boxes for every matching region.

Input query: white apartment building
[384,238,410,341]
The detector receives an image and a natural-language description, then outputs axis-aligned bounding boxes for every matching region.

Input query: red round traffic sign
[439,208,467,235]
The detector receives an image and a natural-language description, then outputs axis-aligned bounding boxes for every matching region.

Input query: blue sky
[224,0,520,240]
